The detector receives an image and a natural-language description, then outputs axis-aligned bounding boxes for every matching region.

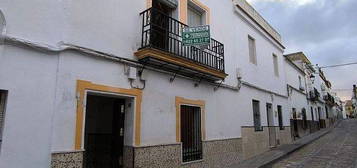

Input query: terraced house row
[0,0,341,168]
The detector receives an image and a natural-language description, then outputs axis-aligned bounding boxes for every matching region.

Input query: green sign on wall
[182,25,210,46]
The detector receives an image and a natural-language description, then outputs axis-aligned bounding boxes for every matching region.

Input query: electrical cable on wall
[320,62,357,69]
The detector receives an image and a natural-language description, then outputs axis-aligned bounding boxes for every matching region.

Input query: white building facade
[0,0,338,168]
[284,52,339,140]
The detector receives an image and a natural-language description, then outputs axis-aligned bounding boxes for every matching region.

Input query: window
[181,105,202,162]
[248,36,257,65]
[277,105,284,130]
[325,106,329,119]
[252,100,262,131]
[187,5,204,27]
[298,76,303,89]
[0,90,7,149]
[311,106,314,121]
[273,54,279,77]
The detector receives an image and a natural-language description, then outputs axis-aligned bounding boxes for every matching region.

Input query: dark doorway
[302,108,307,130]
[318,107,323,128]
[277,105,283,130]
[292,108,299,139]
[83,95,125,168]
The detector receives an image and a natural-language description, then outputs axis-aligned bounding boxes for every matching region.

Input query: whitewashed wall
[284,59,309,120]
[0,0,289,167]
[0,46,58,168]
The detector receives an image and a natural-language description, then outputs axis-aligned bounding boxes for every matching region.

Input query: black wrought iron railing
[140,8,225,72]
[309,88,320,101]
[323,93,335,104]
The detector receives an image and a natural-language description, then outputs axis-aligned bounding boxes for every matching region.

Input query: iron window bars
[180,105,202,162]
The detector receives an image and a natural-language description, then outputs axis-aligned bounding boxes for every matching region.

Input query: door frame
[75,80,143,150]
[83,95,126,168]
[266,103,274,127]
[266,103,276,147]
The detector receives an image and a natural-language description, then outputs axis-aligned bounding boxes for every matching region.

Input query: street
[271,119,357,168]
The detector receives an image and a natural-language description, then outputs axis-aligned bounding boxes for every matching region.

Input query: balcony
[309,88,320,102]
[324,93,335,105]
[134,8,227,81]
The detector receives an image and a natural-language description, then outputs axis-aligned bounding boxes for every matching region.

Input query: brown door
[292,108,299,138]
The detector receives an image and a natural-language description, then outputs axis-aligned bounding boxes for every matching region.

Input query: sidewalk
[230,121,341,168]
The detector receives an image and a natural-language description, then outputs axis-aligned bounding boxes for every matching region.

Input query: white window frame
[187,4,204,26]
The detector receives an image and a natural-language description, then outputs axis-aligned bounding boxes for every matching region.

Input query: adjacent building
[0,0,339,168]
[284,52,339,140]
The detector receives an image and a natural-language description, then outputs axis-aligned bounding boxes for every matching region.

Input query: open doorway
[83,94,126,168]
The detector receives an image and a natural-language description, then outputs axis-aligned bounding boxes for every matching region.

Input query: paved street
[271,119,357,168]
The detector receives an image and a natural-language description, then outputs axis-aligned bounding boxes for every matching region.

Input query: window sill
[254,127,264,132]
[182,159,204,165]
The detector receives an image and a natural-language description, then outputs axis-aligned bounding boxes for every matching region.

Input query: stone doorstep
[230,120,342,168]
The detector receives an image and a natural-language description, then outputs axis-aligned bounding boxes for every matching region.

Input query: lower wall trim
[241,126,292,159]
[51,138,244,168]
[51,150,84,168]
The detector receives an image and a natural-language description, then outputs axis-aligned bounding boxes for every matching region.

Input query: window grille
[181,105,202,162]
[252,100,262,131]
[277,105,284,130]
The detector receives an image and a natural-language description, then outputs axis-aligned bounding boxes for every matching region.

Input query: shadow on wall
[0,9,5,43]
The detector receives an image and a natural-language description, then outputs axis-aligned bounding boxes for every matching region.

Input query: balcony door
[151,0,174,51]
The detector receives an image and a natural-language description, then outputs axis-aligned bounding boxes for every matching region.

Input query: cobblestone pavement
[271,119,357,168]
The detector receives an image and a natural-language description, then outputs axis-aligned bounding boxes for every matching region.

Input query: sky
[246,0,357,101]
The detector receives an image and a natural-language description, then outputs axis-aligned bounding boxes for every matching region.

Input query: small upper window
[273,54,279,77]
[248,36,257,65]
[187,1,205,27]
